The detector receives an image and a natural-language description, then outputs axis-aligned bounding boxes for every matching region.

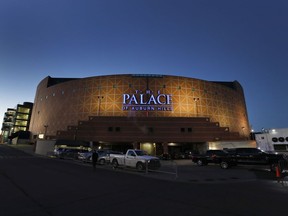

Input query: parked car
[54,148,79,159]
[78,151,93,162]
[192,150,236,169]
[159,153,171,160]
[184,150,199,159]
[54,148,64,158]
[173,152,186,159]
[98,150,123,165]
[110,149,161,171]
[78,150,123,165]
[225,147,288,171]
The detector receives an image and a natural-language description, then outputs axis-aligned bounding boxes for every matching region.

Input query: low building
[1,102,33,144]
[1,108,16,143]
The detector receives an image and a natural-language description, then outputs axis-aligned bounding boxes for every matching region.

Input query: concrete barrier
[35,140,56,156]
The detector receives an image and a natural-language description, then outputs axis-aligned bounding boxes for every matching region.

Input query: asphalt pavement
[1,144,288,216]
[6,144,288,184]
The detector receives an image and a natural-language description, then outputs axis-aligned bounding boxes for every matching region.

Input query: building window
[17,107,30,114]
[115,127,121,132]
[108,127,113,132]
[188,128,192,132]
[181,128,185,132]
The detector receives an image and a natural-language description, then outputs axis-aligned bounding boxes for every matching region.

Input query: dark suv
[192,149,236,169]
[225,147,287,171]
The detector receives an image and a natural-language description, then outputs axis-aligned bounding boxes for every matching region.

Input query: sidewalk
[8,143,37,155]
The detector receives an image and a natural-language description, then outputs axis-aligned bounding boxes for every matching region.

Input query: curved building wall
[29,74,250,139]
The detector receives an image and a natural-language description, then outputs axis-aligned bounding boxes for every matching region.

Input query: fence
[145,159,178,179]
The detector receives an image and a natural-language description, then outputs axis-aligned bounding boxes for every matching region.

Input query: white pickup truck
[110,149,161,171]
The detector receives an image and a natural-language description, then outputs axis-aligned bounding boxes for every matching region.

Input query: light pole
[193,97,199,116]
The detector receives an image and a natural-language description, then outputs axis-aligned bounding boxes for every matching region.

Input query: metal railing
[145,159,178,179]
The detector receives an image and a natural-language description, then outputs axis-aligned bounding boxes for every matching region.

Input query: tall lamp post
[193,97,200,117]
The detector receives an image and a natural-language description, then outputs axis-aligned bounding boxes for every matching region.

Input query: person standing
[92,150,99,171]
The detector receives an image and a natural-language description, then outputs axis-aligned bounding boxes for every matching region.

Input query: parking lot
[2,144,288,216]
[9,144,288,185]
[51,150,288,185]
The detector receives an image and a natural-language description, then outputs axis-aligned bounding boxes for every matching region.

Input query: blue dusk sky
[1,0,288,132]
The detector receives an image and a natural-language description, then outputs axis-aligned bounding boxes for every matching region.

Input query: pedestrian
[92,150,98,171]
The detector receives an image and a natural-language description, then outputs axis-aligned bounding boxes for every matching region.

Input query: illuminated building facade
[29,74,250,154]
[1,102,33,143]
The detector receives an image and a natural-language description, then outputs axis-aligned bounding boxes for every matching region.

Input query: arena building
[29,74,251,155]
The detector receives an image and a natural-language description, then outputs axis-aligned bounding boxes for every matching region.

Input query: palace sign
[122,90,173,111]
